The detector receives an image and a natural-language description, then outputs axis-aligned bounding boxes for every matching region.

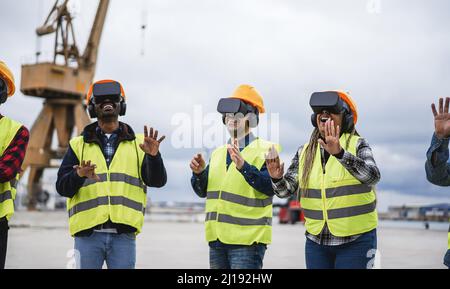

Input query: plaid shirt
[0,121,29,183]
[95,126,120,167]
[272,137,380,246]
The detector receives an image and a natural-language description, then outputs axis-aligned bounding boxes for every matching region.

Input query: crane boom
[81,0,110,71]
[20,0,110,210]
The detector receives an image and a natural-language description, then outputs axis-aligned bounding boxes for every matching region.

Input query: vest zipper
[107,170,111,209]
[320,148,328,240]
[217,190,222,221]
[105,150,111,217]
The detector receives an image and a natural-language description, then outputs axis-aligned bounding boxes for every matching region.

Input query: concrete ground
[5,211,449,269]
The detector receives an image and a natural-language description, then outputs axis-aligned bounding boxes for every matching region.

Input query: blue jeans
[305,230,377,269]
[209,241,267,269]
[74,231,136,269]
[444,249,450,268]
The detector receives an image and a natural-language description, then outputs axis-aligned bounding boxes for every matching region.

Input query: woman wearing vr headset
[56,79,167,269]
[190,85,280,269]
[266,91,381,269]
[0,61,30,269]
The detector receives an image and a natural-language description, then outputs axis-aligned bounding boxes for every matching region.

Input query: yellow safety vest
[298,133,378,237]
[0,116,22,220]
[205,138,280,245]
[68,134,147,236]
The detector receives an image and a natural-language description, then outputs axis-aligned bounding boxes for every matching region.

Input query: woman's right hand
[265,145,284,180]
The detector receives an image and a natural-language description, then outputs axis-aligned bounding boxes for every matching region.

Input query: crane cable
[140,0,148,56]
[35,0,43,63]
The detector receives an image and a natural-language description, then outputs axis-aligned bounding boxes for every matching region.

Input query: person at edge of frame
[0,60,30,270]
[425,97,450,269]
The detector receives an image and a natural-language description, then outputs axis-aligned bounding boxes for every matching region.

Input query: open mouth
[319,115,331,123]
[101,102,115,112]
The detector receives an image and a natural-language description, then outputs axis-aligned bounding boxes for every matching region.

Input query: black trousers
[0,217,8,269]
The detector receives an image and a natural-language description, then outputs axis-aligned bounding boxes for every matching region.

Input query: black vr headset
[88,81,126,118]
[0,78,8,104]
[310,91,355,133]
[217,98,259,128]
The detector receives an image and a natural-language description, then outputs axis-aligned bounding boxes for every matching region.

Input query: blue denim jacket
[425,133,450,186]
[425,134,450,268]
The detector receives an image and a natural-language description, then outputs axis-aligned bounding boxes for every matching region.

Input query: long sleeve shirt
[0,117,29,183]
[272,137,381,246]
[191,133,275,198]
[425,133,450,186]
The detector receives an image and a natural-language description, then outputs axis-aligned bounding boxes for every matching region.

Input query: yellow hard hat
[229,84,266,114]
[0,61,15,97]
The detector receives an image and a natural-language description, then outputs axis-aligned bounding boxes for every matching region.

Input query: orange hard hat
[229,84,266,114]
[0,61,15,97]
[86,79,126,104]
[335,90,358,125]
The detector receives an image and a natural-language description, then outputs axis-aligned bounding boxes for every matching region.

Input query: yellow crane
[20,0,110,210]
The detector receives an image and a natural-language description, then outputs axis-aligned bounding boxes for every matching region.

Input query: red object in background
[279,200,304,224]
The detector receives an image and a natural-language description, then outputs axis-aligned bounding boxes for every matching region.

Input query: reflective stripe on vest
[68,196,145,217]
[301,183,372,199]
[206,191,273,207]
[298,133,378,237]
[205,211,272,226]
[205,138,280,245]
[80,173,147,192]
[303,200,377,220]
[0,191,12,204]
[10,179,17,189]
[67,133,147,236]
[0,116,23,220]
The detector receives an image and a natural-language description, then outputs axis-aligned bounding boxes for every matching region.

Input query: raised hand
[265,145,284,180]
[431,97,450,139]
[190,153,206,175]
[74,160,100,181]
[139,125,166,156]
[318,119,342,156]
[227,139,245,170]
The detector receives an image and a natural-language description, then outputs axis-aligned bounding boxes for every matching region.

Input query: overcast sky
[1,0,450,209]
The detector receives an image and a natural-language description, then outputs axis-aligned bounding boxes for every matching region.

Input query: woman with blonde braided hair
[266,91,381,269]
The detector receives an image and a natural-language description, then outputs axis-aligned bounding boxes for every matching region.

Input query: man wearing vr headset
[56,79,167,269]
[266,91,381,269]
[190,84,280,269]
[0,61,30,269]
[425,97,450,268]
